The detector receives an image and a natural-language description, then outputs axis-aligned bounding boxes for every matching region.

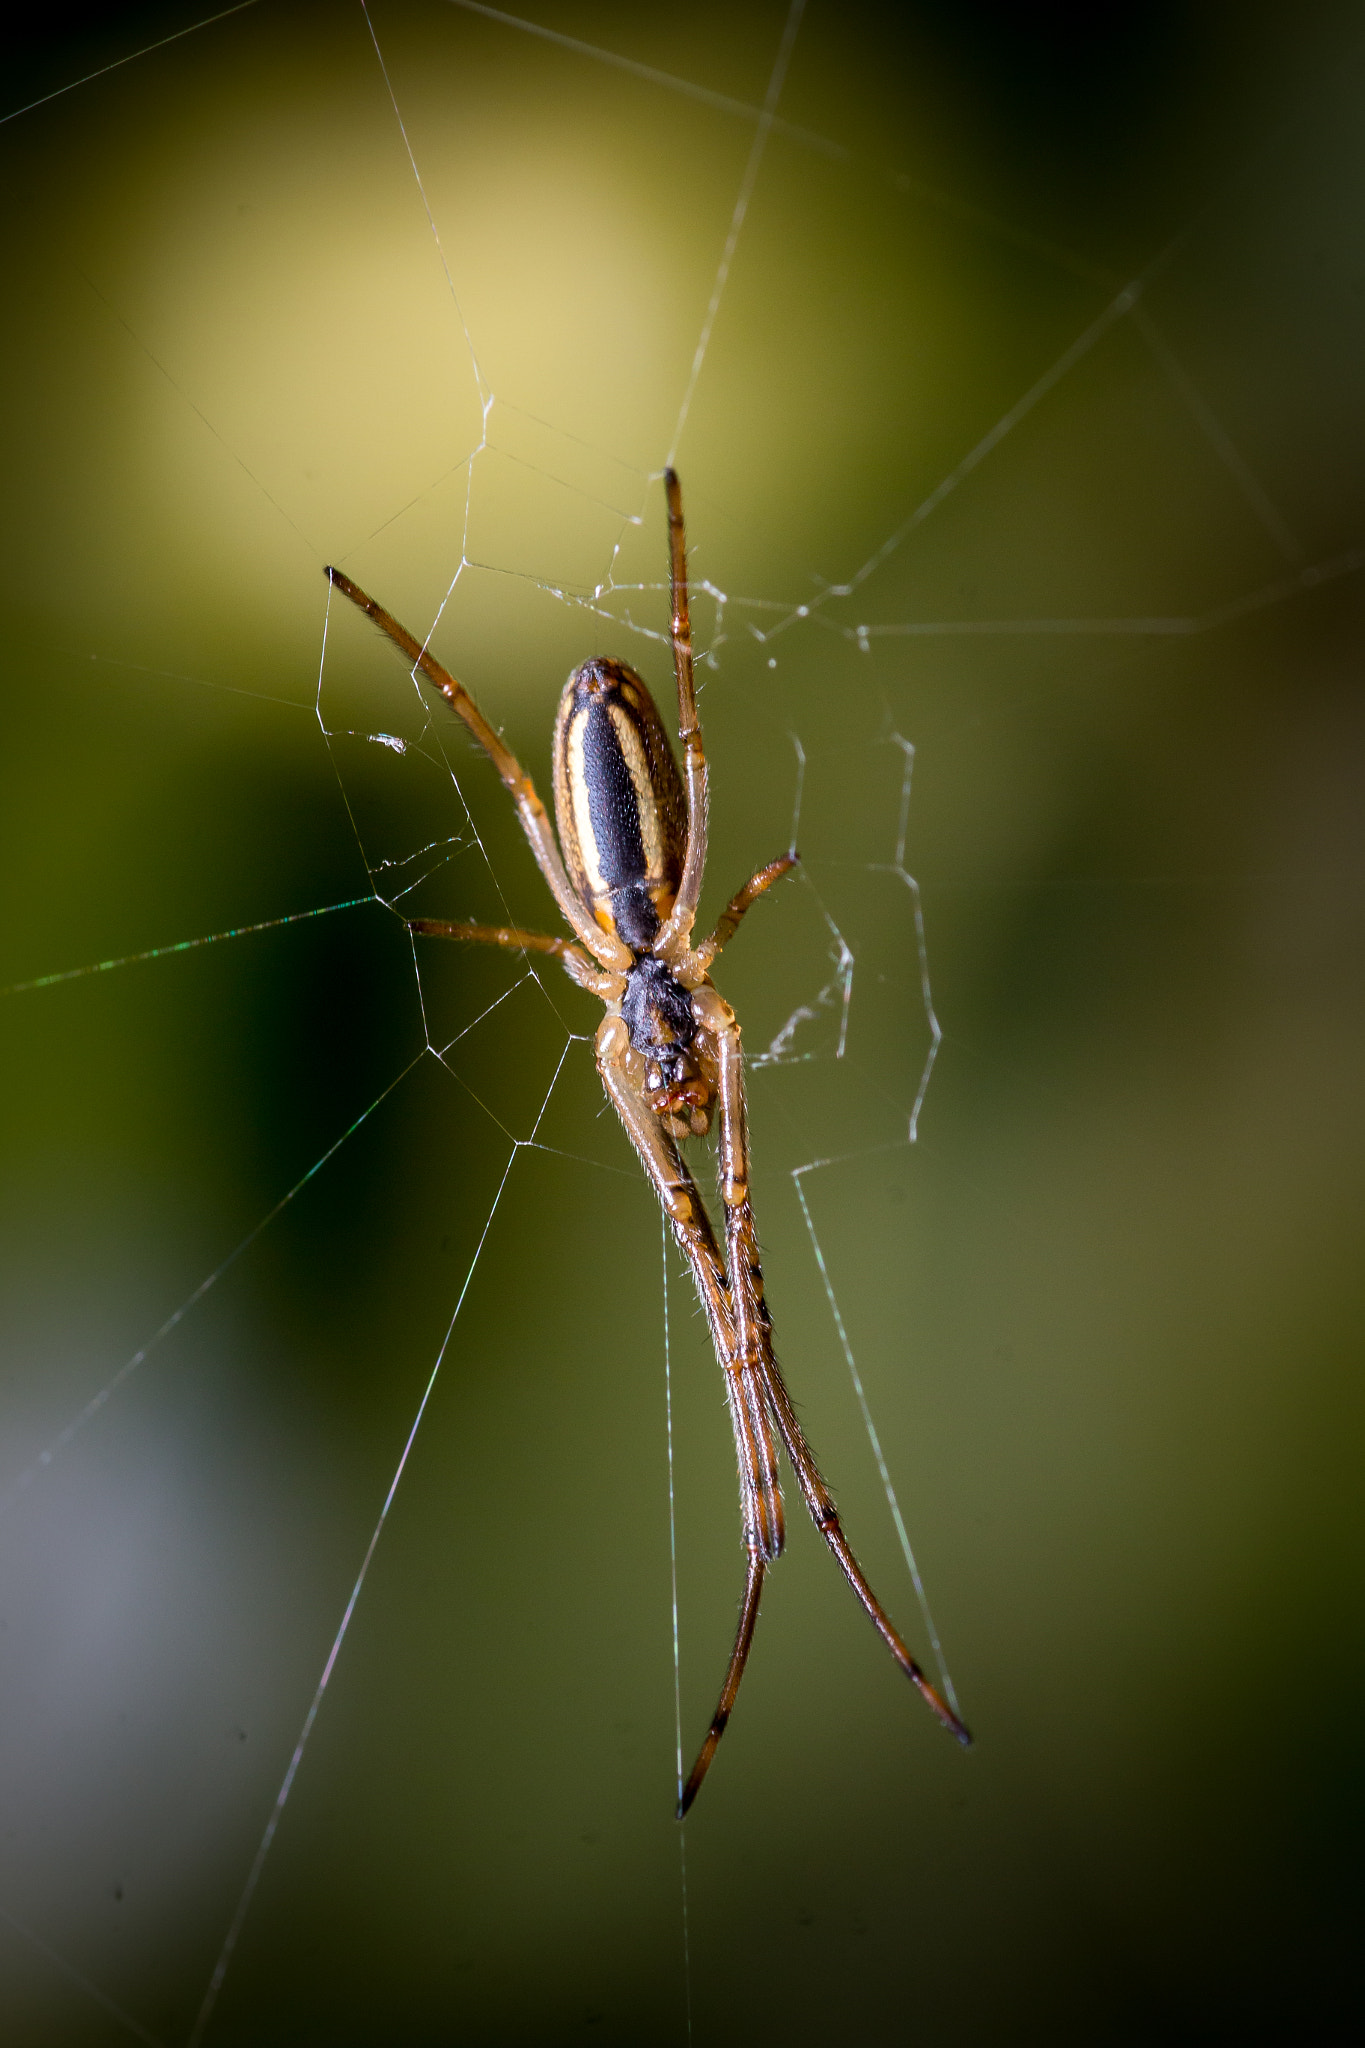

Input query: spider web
[2,2,1364,2042]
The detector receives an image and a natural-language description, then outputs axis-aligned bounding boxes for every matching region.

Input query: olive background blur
[2,3,1363,2042]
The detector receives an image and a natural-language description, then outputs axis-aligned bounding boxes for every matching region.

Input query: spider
[325,471,971,1813]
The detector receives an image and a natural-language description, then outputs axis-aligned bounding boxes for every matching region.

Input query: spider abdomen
[553,659,687,952]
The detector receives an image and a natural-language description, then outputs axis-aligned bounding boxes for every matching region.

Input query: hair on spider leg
[323,469,970,1811]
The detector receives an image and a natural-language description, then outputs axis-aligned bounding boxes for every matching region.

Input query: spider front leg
[596,1016,782,1565]
[691,987,974,1755]
[595,1015,784,1814]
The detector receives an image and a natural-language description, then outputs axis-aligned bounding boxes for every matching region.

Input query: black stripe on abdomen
[579,697,646,885]
[578,698,659,948]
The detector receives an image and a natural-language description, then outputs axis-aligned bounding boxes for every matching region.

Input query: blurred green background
[2,2,1363,2041]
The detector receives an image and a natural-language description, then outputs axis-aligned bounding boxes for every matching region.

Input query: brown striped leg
[408,918,624,997]
[756,1355,971,1747]
[655,470,708,958]
[595,1019,783,1564]
[326,567,629,972]
[695,989,973,1751]
[695,853,799,972]
[595,1016,784,1810]
[676,1554,765,1818]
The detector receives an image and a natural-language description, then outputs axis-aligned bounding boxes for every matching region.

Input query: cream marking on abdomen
[565,706,607,897]
[607,701,664,878]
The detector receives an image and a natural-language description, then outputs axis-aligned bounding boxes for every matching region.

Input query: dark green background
[2,3,1363,2041]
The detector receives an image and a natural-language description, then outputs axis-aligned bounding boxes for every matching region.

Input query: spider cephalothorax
[620,954,716,1135]
[324,470,971,1816]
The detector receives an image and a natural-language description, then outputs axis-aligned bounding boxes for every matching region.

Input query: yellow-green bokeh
[2,4,1363,2042]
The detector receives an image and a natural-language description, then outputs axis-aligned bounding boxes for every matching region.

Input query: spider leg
[654,470,708,960]
[693,987,974,1752]
[596,1016,784,1810]
[676,1553,764,1819]
[325,567,629,973]
[758,1360,971,1747]
[694,853,798,973]
[408,919,624,997]
[596,1018,783,1564]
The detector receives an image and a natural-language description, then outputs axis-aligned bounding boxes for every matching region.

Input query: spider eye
[553,660,687,952]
